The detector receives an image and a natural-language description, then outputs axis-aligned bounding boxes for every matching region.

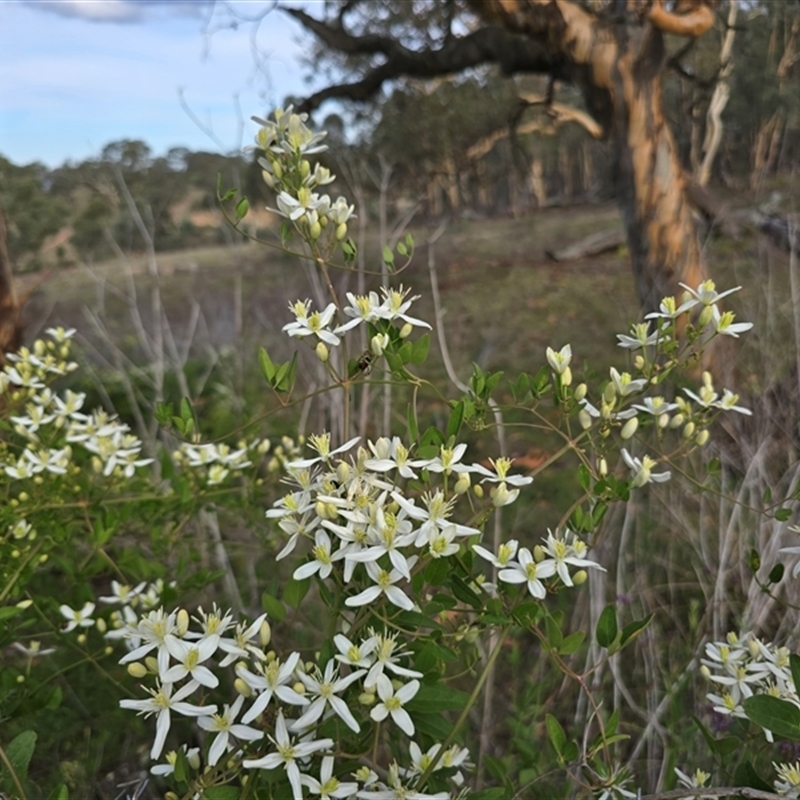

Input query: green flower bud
[579,409,593,430]
[316,342,329,363]
[657,413,670,428]
[598,457,608,476]
[561,366,573,387]
[299,160,311,178]
[96,617,107,634]
[454,471,471,495]
[176,609,190,637]
[336,222,348,241]
[260,619,272,647]
[683,422,696,440]
[574,383,587,401]
[399,322,413,339]
[698,305,714,327]
[670,413,685,428]
[533,545,546,562]
[359,692,376,706]
[603,382,616,404]
[696,429,710,446]
[473,484,484,499]
[309,220,322,240]
[145,656,159,673]
[572,569,588,586]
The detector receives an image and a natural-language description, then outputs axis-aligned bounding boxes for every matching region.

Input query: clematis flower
[621,448,671,488]
[197,695,263,766]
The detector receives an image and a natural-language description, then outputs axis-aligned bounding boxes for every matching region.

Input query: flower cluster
[700,631,799,740]
[253,106,355,246]
[174,437,269,486]
[101,596,469,800]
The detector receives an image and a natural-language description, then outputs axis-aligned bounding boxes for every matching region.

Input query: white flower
[150,745,200,777]
[632,396,678,416]
[59,602,96,633]
[546,344,571,374]
[498,548,557,599]
[293,529,344,581]
[710,306,753,338]
[218,613,269,666]
[162,635,221,688]
[644,295,696,320]
[774,761,800,798]
[12,640,56,658]
[119,680,216,760]
[335,292,383,333]
[621,448,670,488]
[287,432,361,470]
[363,630,422,688]
[616,321,667,350]
[345,561,415,611]
[239,651,309,724]
[369,674,419,736]
[197,695,263,766]
[674,766,713,800]
[679,279,741,308]
[99,580,147,606]
[291,660,365,733]
[242,711,333,800]
[609,367,647,397]
[541,530,603,586]
[119,608,180,676]
[716,389,752,415]
[378,286,431,329]
[364,437,429,480]
[473,539,519,569]
[302,756,359,799]
[283,300,341,347]
[334,632,376,670]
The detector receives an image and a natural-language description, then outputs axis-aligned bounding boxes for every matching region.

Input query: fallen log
[545,227,625,262]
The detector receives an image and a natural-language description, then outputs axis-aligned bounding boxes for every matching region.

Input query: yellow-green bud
[579,409,593,430]
[11,549,20,558]
[603,382,616,404]
[700,664,711,679]
[533,545,546,562]
[598,457,608,477]
[316,342,329,363]
[176,609,190,637]
[128,661,147,678]
[634,355,645,370]
[77,634,87,645]
[16,674,25,684]
[299,160,311,178]
[454,471,471,495]
[561,366,573,387]
[293,681,306,695]
[145,656,159,674]
[262,170,275,189]
[683,422,696,440]
[165,793,180,800]
[187,749,201,770]
[358,692,376,706]
[96,617,107,634]
[698,305,714,327]
[336,222,348,241]
[696,429,710,446]
[336,461,350,485]
[572,569,588,586]
[272,160,283,180]
[574,383,587,402]
[473,484,484,499]
[670,413,685,429]
[18,492,29,502]
[259,619,272,648]
[399,322,413,339]
[309,220,322,240]
[657,413,670,429]
[104,646,113,656]
[620,417,639,440]
[16,599,33,609]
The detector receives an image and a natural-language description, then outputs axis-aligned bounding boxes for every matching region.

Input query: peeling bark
[0,206,22,362]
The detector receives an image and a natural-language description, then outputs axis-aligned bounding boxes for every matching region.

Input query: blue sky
[0,0,322,167]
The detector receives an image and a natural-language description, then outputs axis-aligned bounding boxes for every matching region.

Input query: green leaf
[546,713,566,756]
[406,683,470,713]
[446,400,465,440]
[620,614,653,646]
[203,787,241,800]
[578,464,591,491]
[743,694,800,739]
[394,610,444,631]
[258,347,277,382]
[283,577,310,610]
[0,605,24,622]
[47,785,69,800]
[411,712,453,740]
[235,197,249,220]
[2,730,36,786]
[791,654,800,700]
[748,548,760,572]
[382,245,395,268]
[596,605,617,649]
[424,559,449,586]
[545,614,563,649]
[775,508,792,522]
[468,790,508,800]
[559,630,586,655]
[261,592,286,622]
[449,574,482,609]
[410,334,430,365]
[733,761,774,793]
[769,563,785,583]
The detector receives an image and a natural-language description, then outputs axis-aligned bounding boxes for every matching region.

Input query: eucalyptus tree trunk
[0,206,22,362]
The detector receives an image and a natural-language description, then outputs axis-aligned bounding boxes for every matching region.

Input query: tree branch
[282,5,567,113]
[648,0,716,38]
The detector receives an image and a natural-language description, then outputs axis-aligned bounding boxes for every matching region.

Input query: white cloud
[32,0,212,24]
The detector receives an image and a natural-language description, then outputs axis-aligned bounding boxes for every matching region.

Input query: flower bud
[561,366,573,387]
[145,656,159,673]
[104,646,113,656]
[336,222,348,241]
[603,382,616,404]
[490,483,511,507]
[698,305,714,328]
[293,681,306,695]
[598,457,608,477]
[682,422,696,440]
[260,619,272,648]
[336,461,351,485]
[187,749,201,770]
[399,322,413,339]
[300,160,311,178]
[359,691,376,706]
[573,383,587,402]
[669,413,685,429]
[657,413,670,429]
[620,417,638,440]
[165,793,180,800]
[454,471,471,495]
[126,661,148,679]
[315,341,329,363]
[696,429,710,446]
[77,634,87,645]
[700,664,711,679]
[16,674,25,684]
[96,617,107,634]
[371,333,389,357]
[579,409,592,430]
[309,220,322,240]
[176,609,190,637]
[473,484,484,499]
[533,545,546,563]
[634,355,645,370]
[572,569,588,586]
